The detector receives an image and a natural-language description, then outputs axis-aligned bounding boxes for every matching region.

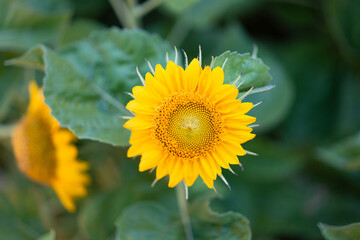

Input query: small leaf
[213,51,271,92]
[190,195,251,240]
[317,131,360,171]
[37,231,55,240]
[7,28,174,146]
[115,202,182,240]
[319,222,360,240]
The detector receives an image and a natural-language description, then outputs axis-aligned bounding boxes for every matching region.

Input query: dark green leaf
[319,222,360,240]
[190,195,251,240]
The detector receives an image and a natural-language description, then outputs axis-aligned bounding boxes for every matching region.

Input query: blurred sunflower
[12,81,90,212]
[124,53,256,191]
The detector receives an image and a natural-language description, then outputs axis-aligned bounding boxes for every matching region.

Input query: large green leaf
[0,0,71,51]
[7,28,174,146]
[213,51,271,92]
[115,202,182,240]
[319,223,360,240]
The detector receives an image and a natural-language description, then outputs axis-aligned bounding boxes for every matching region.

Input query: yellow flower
[124,56,256,190]
[12,81,90,212]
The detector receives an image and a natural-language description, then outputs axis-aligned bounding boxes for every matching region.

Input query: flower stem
[109,0,138,29]
[134,0,167,18]
[176,182,194,240]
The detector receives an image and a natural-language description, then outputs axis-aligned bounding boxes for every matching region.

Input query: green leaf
[190,195,251,240]
[0,0,71,51]
[79,189,135,240]
[37,231,55,240]
[0,191,45,240]
[115,202,182,240]
[316,131,360,171]
[319,222,360,240]
[213,51,271,92]
[7,28,174,146]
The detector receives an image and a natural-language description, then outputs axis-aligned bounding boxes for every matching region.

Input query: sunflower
[124,53,256,191]
[12,81,90,212]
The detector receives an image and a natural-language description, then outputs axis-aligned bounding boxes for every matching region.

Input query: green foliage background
[0,0,360,239]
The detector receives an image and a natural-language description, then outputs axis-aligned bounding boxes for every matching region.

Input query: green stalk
[176,182,194,240]
[109,0,138,29]
[134,0,167,18]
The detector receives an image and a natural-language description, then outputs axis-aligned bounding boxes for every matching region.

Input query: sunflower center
[153,91,223,159]
[15,115,57,185]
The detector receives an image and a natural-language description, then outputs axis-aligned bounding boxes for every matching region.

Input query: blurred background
[0,0,360,239]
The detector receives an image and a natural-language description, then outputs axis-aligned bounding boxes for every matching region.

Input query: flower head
[12,81,90,212]
[124,56,256,190]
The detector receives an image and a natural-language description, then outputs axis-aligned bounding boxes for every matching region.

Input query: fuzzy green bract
[213,51,272,93]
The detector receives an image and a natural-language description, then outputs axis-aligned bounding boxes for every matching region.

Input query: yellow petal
[145,72,170,98]
[166,61,185,92]
[183,160,199,187]
[199,156,216,180]
[132,86,160,106]
[126,100,154,115]
[156,154,170,179]
[139,149,162,172]
[168,158,184,188]
[198,157,214,188]
[123,117,152,130]
[197,66,212,95]
[211,151,230,169]
[216,145,239,164]
[185,58,201,92]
